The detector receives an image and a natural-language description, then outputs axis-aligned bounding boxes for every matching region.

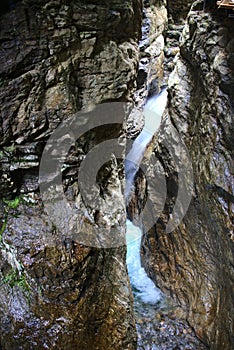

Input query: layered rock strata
[141,1,234,349]
[127,0,167,138]
[0,1,141,349]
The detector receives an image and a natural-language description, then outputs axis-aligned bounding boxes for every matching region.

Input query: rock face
[0,0,141,349]
[141,1,234,349]
[167,0,193,22]
[138,0,167,95]
[127,0,167,139]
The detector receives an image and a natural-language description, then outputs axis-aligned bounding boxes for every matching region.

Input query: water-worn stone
[141,2,234,349]
[135,298,207,350]
[167,0,193,22]
[138,0,167,95]
[127,0,168,139]
[0,0,142,348]
[0,202,136,349]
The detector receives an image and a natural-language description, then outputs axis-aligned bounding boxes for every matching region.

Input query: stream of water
[125,89,167,306]
[125,91,207,350]
[126,220,161,304]
[125,89,167,202]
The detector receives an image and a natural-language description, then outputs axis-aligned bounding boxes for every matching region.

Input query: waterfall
[126,220,161,304]
[125,89,168,202]
[125,89,168,304]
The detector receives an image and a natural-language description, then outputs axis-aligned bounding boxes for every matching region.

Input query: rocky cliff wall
[167,0,193,22]
[127,0,167,139]
[138,0,167,95]
[141,1,234,349]
[0,1,142,349]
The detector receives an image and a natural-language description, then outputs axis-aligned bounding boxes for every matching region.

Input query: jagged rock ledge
[141,2,234,349]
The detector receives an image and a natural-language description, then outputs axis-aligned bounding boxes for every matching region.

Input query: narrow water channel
[125,89,167,304]
[126,219,161,305]
[125,91,207,350]
[125,89,167,203]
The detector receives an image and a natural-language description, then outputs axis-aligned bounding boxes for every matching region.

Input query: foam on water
[126,220,161,304]
[144,88,168,134]
[125,89,168,201]
[125,89,168,304]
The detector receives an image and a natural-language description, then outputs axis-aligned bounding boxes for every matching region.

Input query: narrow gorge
[0,1,233,350]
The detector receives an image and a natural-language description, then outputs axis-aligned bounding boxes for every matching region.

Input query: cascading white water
[125,89,168,201]
[125,89,206,349]
[126,89,168,304]
[126,220,161,304]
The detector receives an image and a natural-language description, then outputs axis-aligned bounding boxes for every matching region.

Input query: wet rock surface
[1,0,234,349]
[141,1,234,349]
[127,0,168,139]
[135,300,207,350]
[138,0,167,96]
[0,0,141,348]
[167,0,193,22]
[0,0,141,195]
[164,22,185,78]
[0,199,136,350]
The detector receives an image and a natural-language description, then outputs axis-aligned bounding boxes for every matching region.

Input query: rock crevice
[141,2,234,349]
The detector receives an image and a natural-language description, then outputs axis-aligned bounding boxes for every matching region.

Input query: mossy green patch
[0,196,23,241]
[3,145,15,154]
[3,197,21,209]
[3,269,30,292]
[0,219,7,242]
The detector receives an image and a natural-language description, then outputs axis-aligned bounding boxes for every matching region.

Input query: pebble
[134,298,207,350]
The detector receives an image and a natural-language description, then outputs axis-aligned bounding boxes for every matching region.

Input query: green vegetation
[3,197,21,209]
[0,215,7,243]
[3,269,30,292]
[3,144,16,158]
[4,145,15,152]
[0,196,31,294]
[0,219,7,238]
[0,196,22,241]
